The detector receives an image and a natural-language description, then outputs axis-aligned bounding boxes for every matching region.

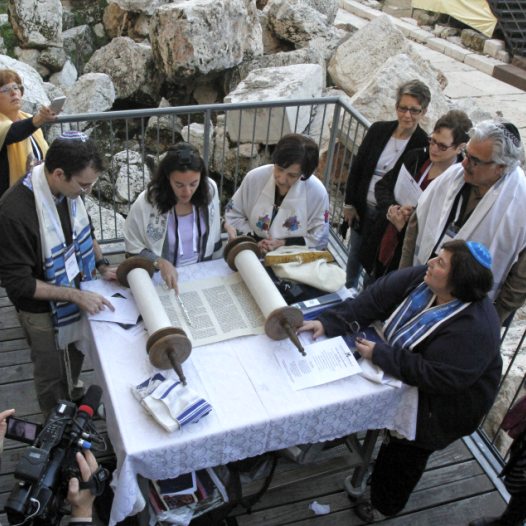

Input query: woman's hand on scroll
[157,258,179,295]
[354,338,376,360]
[258,237,285,255]
[297,320,326,340]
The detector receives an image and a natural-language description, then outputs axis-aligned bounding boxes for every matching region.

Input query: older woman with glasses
[359,110,472,279]
[0,69,58,198]
[299,239,502,523]
[343,79,431,290]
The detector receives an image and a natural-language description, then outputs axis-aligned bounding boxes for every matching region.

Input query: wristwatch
[153,258,161,271]
[95,257,110,269]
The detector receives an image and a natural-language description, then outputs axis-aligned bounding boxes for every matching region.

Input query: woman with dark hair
[343,79,431,289]
[359,110,472,279]
[299,239,502,523]
[225,133,329,254]
[0,69,58,198]
[124,143,222,292]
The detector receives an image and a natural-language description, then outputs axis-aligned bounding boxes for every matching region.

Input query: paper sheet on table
[88,297,140,325]
[274,336,361,391]
[393,164,423,208]
[106,320,147,342]
[156,272,266,347]
[80,279,132,299]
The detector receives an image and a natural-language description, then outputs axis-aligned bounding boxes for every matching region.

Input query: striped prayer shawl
[28,164,96,348]
[384,282,470,351]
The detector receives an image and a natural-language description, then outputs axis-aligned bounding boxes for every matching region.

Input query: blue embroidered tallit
[28,164,96,348]
[383,282,470,351]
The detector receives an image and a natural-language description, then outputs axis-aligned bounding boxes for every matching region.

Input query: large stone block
[237,47,326,85]
[349,53,450,135]
[108,0,171,16]
[49,59,78,89]
[302,0,339,25]
[8,0,62,48]
[64,73,115,125]
[265,0,340,60]
[461,28,488,53]
[62,25,95,66]
[328,15,409,97]
[145,98,184,153]
[0,55,50,114]
[84,37,164,106]
[14,48,50,78]
[97,150,150,215]
[150,0,263,80]
[211,116,262,182]
[224,63,324,144]
[38,46,68,72]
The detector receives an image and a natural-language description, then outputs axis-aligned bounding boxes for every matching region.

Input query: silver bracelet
[343,204,355,210]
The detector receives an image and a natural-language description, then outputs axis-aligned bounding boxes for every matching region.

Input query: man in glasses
[400,120,525,324]
[0,131,116,419]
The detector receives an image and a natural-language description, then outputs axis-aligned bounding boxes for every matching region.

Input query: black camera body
[5,388,104,526]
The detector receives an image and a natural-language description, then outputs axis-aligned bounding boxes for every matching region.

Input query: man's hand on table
[98,264,118,281]
[354,338,376,360]
[73,290,115,316]
[297,320,326,340]
[68,450,98,519]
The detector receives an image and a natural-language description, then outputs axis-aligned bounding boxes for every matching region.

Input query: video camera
[4,385,109,526]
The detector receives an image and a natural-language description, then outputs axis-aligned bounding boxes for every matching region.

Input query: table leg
[344,429,380,501]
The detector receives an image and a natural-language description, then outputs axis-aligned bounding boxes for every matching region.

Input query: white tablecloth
[79,260,418,526]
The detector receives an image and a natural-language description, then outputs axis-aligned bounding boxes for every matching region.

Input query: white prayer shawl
[414,163,526,299]
[225,164,330,249]
[32,163,95,348]
[124,178,222,261]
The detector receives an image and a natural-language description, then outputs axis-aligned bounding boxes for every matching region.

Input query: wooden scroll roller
[116,256,192,385]
[223,236,306,356]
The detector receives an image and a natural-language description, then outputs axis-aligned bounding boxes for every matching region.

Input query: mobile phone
[49,96,66,114]
[5,416,42,445]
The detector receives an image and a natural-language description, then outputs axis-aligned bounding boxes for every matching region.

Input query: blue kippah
[466,242,492,269]
[57,130,89,142]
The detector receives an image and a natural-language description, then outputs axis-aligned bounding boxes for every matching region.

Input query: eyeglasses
[428,135,456,152]
[396,104,423,116]
[71,176,99,194]
[0,84,23,94]
[460,146,495,167]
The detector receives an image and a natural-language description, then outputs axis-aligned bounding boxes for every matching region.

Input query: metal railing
[44,97,525,473]
[44,97,369,250]
[489,0,526,57]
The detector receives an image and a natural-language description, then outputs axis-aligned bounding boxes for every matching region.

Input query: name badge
[436,222,461,252]
[64,244,80,283]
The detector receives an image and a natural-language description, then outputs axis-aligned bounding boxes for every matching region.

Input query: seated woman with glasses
[343,79,431,290]
[225,133,329,254]
[359,110,472,280]
[0,69,58,198]
[124,143,223,293]
[299,239,502,523]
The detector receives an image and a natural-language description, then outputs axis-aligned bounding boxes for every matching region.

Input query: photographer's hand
[0,408,15,454]
[69,450,98,519]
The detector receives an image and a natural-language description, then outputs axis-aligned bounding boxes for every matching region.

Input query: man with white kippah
[0,131,117,418]
[400,120,526,324]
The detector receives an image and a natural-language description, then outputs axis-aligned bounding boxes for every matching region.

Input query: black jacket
[319,266,502,451]
[344,120,428,234]
[358,148,431,275]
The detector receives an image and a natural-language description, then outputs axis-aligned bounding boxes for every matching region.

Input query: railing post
[323,103,342,188]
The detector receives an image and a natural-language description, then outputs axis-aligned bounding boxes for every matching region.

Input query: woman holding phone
[0,69,58,198]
